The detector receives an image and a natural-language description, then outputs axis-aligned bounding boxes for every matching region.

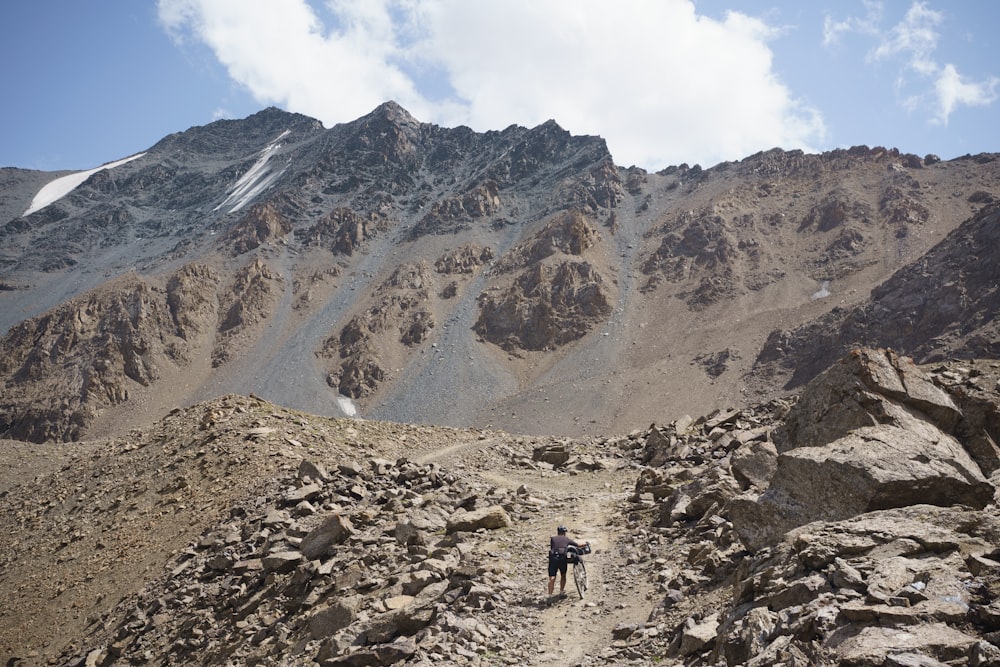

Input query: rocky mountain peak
[150,106,321,160]
[367,100,418,126]
[1,104,1000,444]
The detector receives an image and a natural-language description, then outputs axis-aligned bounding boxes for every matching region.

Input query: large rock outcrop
[730,349,994,552]
[616,351,1000,667]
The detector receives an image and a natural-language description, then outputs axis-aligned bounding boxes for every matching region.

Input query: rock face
[756,201,1000,390]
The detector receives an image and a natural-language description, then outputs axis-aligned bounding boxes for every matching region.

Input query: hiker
[547,525,589,597]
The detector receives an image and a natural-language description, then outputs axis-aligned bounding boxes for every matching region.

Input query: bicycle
[567,543,591,598]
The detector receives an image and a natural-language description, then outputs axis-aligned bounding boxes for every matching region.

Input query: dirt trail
[416,436,658,664]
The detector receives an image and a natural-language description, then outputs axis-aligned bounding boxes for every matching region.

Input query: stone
[375,636,419,663]
[262,551,302,573]
[830,557,866,590]
[769,573,830,611]
[612,623,638,640]
[679,613,719,656]
[777,348,962,453]
[830,623,977,665]
[729,423,994,551]
[338,460,365,477]
[445,505,511,533]
[532,442,571,467]
[300,515,356,559]
[634,468,674,500]
[298,459,331,482]
[383,595,415,611]
[884,653,950,667]
[309,599,359,639]
[731,439,778,490]
[284,483,322,504]
[970,640,1000,667]
[393,517,427,546]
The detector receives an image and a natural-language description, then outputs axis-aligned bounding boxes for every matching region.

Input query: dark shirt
[549,534,579,557]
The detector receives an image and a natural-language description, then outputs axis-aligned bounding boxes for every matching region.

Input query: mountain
[1,103,999,443]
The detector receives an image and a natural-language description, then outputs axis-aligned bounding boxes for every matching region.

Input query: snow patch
[214,130,291,214]
[811,280,831,300]
[336,396,358,417]
[23,153,146,217]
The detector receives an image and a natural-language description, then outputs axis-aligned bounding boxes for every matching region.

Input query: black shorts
[548,554,567,577]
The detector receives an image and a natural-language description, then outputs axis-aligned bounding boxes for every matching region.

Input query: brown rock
[446,505,511,533]
[300,515,356,559]
[309,598,359,639]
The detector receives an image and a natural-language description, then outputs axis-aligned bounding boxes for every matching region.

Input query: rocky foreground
[3,348,1000,666]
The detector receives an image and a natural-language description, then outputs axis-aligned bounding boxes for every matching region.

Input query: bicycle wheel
[573,559,588,598]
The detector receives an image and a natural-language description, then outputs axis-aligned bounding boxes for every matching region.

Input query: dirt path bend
[416,435,660,664]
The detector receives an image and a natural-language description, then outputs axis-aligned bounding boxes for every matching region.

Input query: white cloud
[827,1,998,124]
[872,1,942,75]
[157,0,825,169]
[823,0,882,47]
[934,63,999,124]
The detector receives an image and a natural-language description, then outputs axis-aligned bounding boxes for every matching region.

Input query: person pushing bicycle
[547,525,589,598]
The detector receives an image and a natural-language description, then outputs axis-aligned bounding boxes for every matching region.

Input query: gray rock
[374,636,419,663]
[300,514,356,559]
[731,439,778,490]
[393,517,428,546]
[777,348,962,453]
[285,483,322,504]
[532,442,571,467]
[298,459,331,482]
[611,623,638,640]
[309,598,359,639]
[262,551,303,573]
[830,623,977,665]
[679,613,719,656]
[769,572,830,611]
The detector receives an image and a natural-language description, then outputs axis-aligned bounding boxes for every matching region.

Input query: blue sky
[1,1,997,173]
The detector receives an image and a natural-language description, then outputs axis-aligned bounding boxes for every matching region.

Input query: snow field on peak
[23,153,146,217]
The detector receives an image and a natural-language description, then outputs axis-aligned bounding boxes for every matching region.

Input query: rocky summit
[3,104,1000,666]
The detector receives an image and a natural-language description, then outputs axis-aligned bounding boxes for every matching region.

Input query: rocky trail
[414,431,660,664]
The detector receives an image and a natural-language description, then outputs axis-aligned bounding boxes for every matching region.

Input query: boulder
[777,348,962,453]
[446,505,511,534]
[643,425,692,466]
[309,598,359,639]
[533,442,571,467]
[355,581,448,644]
[298,459,331,482]
[730,439,778,490]
[300,515,356,559]
[393,517,428,546]
[284,482,322,504]
[679,613,719,656]
[729,424,994,551]
[730,349,994,551]
[830,623,978,665]
[262,551,302,573]
[634,467,674,500]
